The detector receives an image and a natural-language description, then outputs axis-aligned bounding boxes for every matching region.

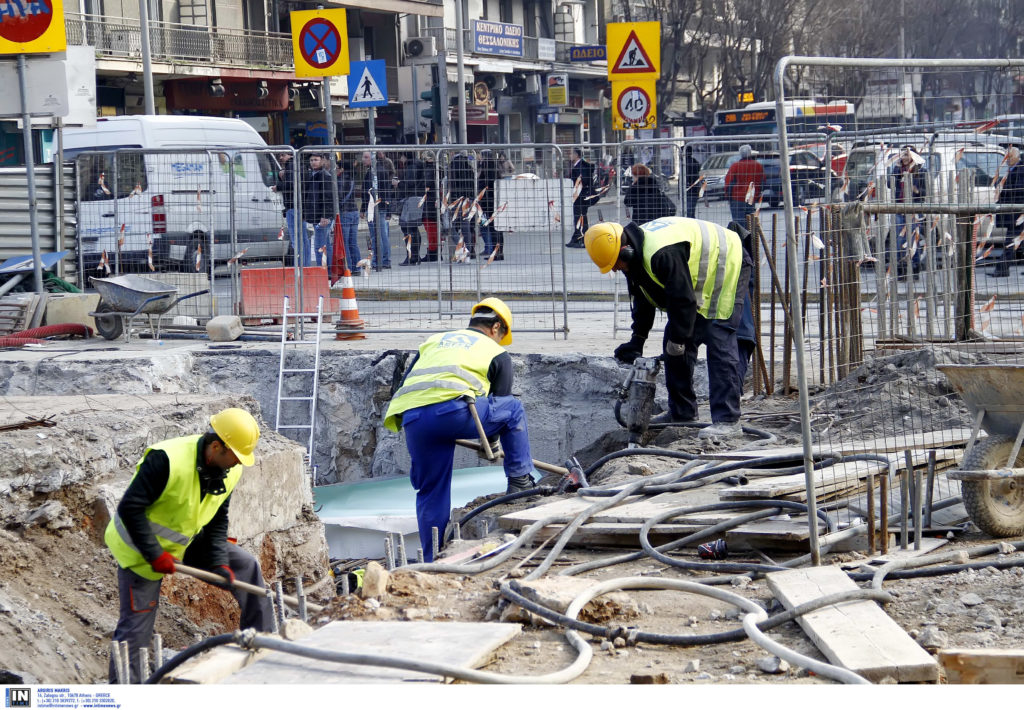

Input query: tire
[960,435,1024,537]
[93,303,123,341]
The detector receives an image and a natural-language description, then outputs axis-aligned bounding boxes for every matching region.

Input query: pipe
[12,323,94,339]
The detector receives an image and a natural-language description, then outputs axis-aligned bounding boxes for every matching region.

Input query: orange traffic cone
[333,217,365,339]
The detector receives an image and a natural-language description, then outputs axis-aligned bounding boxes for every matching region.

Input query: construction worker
[384,298,537,561]
[584,217,752,439]
[105,408,273,683]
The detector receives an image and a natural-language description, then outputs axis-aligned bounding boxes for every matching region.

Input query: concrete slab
[219,621,521,684]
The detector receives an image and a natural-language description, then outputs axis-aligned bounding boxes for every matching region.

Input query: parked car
[760,150,833,207]
[65,115,285,273]
[794,141,848,175]
[698,151,740,201]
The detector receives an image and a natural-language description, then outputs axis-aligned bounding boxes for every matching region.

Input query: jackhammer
[613,356,661,447]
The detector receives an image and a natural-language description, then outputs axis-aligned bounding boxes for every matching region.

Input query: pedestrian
[336,160,361,273]
[271,152,297,261]
[477,150,502,260]
[683,145,702,219]
[383,298,537,561]
[583,217,751,439]
[623,164,676,225]
[566,147,595,248]
[890,145,926,279]
[448,151,477,259]
[993,146,1024,277]
[303,153,334,269]
[105,408,272,683]
[729,220,758,388]
[723,144,764,224]
[361,151,393,270]
[394,152,426,266]
[421,152,440,262]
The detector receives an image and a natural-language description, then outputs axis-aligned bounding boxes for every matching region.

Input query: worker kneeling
[105,407,274,683]
[584,217,752,439]
[384,298,536,561]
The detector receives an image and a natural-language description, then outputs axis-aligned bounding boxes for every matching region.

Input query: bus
[711,100,856,137]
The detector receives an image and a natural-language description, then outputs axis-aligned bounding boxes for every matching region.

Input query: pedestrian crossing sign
[606,22,660,80]
[348,59,388,108]
[612,79,657,130]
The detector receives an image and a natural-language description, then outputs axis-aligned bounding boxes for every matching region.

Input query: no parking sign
[290,8,349,78]
[0,0,66,54]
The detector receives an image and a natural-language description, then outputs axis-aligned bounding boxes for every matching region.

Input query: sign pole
[17,54,44,293]
[454,0,466,144]
[323,75,340,221]
[412,64,420,145]
[138,0,155,114]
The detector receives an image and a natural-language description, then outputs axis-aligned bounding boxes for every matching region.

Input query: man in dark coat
[566,147,595,248]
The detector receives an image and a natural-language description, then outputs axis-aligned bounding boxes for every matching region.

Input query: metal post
[453,522,461,542]
[274,581,286,628]
[431,526,440,561]
[866,473,876,555]
[900,450,911,550]
[265,590,279,634]
[17,55,44,293]
[340,573,350,596]
[153,633,163,671]
[417,547,425,564]
[913,466,923,551]
[412,63,420,145]
[880,469,890,555]
[925,450,936,528]
[454,0,467,144]
[138,646,150,683]
[383,534,395,571]
[396,533,407,567]
[119,640,131,684]
[323,78,340,223]
[138,0,156,115]
[111,641,125,684]
[437,53,450,144]
[294,576,307,622]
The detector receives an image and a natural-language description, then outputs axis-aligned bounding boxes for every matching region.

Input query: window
[73,150,148,202]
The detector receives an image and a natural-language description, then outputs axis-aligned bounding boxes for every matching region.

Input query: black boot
[505,473,537,494]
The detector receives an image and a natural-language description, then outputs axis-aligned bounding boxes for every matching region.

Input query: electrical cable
[144,633,236,684]
[446,486,555,543]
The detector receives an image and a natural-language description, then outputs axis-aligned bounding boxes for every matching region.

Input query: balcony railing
[420,26,599,65]
[65,13,294,71]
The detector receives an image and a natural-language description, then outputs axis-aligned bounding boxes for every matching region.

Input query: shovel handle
[174,563,324,614]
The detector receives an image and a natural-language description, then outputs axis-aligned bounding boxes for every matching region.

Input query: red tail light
[151,194,167,234]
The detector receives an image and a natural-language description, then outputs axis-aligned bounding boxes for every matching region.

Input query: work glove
[664,341,686,357]
[478,435,502,461]
[150,551,176,575]
[214,565,236,589]
[614,337,645,365]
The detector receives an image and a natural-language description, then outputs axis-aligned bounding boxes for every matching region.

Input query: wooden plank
[939,648,1024,684]
[838,537,948,565]
[702,428,979,462]
[220,621,521,684]
[766,566,939,683]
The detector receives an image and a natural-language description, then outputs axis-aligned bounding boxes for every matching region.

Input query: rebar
[397,533,408,567]
[274,581,286,628]
[266,590,279,634]
[880,471,890,555]
[340,573,350,597]
[925,450,936,528]
[119,640,131,685]
[111,640,125,685]
[384,535,395,571]
[900,450,911,550]
[417,548,425,564]
[138,646,150,682]
[295,576,307,622]
[866,473,876,555]
[453,522,462,542]
[913,466,923,551]
[431,526,440,561]
[153,633,163,671]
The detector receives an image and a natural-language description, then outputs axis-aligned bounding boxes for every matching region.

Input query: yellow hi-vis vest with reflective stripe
[104,435,242,581]
[384,328,505,432]
[639,216,743,321]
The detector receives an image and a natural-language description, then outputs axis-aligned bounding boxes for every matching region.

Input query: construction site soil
[0,345,1019,686]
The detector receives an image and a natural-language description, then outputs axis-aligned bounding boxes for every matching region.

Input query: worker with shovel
[384,297,537,561]
[584,217,751,440]
[104,407,274,683]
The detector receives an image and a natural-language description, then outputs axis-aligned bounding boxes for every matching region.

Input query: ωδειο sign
[569,45,605,62]
[473,20,523,57]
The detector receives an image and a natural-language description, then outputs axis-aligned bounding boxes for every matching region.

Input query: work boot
[649,411,695,426]
[697,421,743,440]
[505,473,537,495]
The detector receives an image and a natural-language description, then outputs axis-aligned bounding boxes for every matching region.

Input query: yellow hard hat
[209,408,260,467]
[471,297,513,345]
[584,222,624,274]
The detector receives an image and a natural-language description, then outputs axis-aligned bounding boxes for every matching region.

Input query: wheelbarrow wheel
[960,435,1024,537]
[93,303,123,341]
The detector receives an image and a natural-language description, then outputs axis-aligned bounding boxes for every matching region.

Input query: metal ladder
[275,296,324,477]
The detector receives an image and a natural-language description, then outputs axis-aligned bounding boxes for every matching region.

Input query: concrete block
[206,315,244,341]
[44,293,100,331]
[229,434,311,542]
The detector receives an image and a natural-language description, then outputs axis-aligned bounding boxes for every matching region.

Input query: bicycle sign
[612,79,657,130]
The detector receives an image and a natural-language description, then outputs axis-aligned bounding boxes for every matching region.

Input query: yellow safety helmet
[209,408,260,467]
[471,297,513,345]
[584,222,624,274]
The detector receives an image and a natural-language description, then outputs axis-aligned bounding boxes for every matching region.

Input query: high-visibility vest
[384,329,504,432]
[638,216,743,321]
[104,435,242,581]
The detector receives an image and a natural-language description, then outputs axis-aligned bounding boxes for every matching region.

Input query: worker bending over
[384,298,537,560]
[584,217,751,439]
[105,407,274,683]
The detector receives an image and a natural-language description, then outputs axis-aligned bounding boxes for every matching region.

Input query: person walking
[395,152,426,266]
[303,153,334,268]
[361,151,394,270]
[994,146,1024,277]
[383,298,537,560]
[583,217,751,439]
[336,160,361,274]
[448,152,478,259]
[723,144,764,224]
[477,150,502,259]
[683,145,703,219]
[272,152,298,264]
[623,164,676,225]
[565,148,595,248]
[890,145,927,279]
[105,408,272,683]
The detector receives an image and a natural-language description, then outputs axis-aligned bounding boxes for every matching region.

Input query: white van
[64,116,286,272]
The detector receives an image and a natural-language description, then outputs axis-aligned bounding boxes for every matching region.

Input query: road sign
[0,0,66,55]
[569,45,605,62]
[606,21,659,80]
[612,79,657,130]
[348,59,387,108]
[290,8,349,78]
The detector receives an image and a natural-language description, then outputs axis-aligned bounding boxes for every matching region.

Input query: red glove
[215,565,235,586]
[150,551,176,575]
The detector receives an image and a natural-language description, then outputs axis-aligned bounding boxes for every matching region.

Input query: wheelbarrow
[938,364,1024,536]
[88,275,209,343]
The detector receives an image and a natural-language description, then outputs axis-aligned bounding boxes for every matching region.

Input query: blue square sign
[348,60,388,108]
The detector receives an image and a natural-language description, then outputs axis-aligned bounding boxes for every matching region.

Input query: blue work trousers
[402,395,534,561]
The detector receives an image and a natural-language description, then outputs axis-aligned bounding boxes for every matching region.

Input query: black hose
[446,486,555,543]
[144,633,236,684]
[499,581,892,647]
[846,555,1024,582]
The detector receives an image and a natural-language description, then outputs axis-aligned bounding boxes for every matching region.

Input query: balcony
[420,26,601,66]
[65,13,294,71]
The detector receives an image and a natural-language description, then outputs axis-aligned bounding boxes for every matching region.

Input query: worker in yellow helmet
[104,407,273,683]
[384,297,537,561]
[584,217,752,440]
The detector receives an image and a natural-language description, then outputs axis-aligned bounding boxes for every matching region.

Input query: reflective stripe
[694,221,714,309]
[339,299,358,310]
[392,379,474,399]
[705,224,730,318]
[114,514,191,552]
[407,365,487,392]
